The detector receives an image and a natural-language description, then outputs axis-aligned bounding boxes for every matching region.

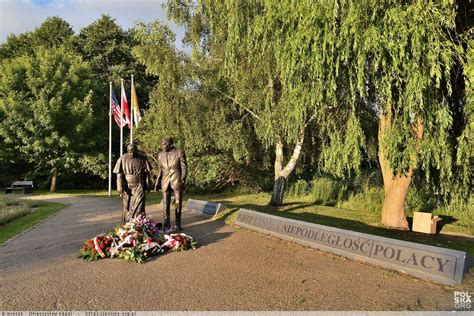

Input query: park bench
[5,181,34,194]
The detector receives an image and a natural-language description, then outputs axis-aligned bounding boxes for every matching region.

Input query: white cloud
[0,0,185,47]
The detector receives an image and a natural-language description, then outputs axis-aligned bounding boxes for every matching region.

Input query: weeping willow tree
[182,0,470,227]
[320,0,469,229]
[188,0,347,206]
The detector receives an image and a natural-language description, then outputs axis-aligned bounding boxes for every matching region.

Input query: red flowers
[79,217,197,263]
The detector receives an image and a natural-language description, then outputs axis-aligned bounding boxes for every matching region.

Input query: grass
[0,196,67,244]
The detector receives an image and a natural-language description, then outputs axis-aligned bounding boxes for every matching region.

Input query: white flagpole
[130,74,134,143]
[120,78,124,156]
[108,82,112,197]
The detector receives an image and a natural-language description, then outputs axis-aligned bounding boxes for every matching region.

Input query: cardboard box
[412,212,442,234]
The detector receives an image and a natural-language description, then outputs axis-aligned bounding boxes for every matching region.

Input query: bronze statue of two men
[114,137,187,231]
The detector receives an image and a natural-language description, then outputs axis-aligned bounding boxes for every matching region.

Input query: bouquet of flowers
[162,233,198,252]
[80,234,114,261]
[79,216,198,263]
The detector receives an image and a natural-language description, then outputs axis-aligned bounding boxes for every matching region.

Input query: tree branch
[213,87,262,122]
[304,111,318,128]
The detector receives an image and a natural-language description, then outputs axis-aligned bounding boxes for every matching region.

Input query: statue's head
[161,136,174,152]
[127,143,137,154]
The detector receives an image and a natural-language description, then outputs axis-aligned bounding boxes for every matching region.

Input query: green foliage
[287,180,311,198]
[0,17,74,59]
[404,184,437,214]
[337,187,385,215]
[75,14,154,101]
[437,196,474,229]
[0,46,106,180]
[453,36,474,201]
[200,0,469,207]
[117,246,146,263]
[310,178,346,206]
[31,16,74,49]
[133,20,268,191]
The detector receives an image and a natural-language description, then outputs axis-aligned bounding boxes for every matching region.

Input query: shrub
[337,187,384,214]
[0,197,37,226]
[287,180,311,197]
[311,177,346,205]
[437,196,474,227]
[404,185,436,215]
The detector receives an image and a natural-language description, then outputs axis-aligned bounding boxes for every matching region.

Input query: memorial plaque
[185,199,226,218]
[235,209,471,285]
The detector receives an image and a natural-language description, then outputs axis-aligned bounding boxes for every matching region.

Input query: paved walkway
[0,196,466,310]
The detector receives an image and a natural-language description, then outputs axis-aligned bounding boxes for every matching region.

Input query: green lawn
[0,197,67,244]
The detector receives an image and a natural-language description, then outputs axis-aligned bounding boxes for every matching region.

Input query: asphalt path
[0,195,465,311]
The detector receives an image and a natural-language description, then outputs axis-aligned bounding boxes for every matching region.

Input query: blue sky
[0,0,184,46]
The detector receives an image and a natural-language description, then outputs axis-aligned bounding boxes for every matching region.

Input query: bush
[337,187,384,214]
[310,177,347,206]
[437,196,474,227]
[0,197,38,226]
[287,180,311,197]
[404,185,436,215]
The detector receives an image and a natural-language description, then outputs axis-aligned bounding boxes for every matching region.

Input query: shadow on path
[0,197,235,270]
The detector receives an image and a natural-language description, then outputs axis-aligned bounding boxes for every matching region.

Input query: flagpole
[130,74,134,144]
[108,82,112,197]
[120,78,124,156]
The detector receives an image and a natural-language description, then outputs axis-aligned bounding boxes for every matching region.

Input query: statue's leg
[122,191,131,224]
[174,189,183,230]
[162,189,172,229]
[130,184,145,219]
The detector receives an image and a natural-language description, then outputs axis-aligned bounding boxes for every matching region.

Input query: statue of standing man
[155,137,187,231]
[114,143,152,223]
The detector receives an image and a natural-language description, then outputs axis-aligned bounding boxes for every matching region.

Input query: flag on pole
[111,89,125,127]
[132,82,142,126]
[121,81,131,129]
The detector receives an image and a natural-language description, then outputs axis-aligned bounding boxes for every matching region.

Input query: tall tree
[0,47,104,192]
[31,16,74,49]
[76,15,154,105]
[339,0,468,229]
[0,17,73,60]
[133,21,268,190]
[172,0,361,206]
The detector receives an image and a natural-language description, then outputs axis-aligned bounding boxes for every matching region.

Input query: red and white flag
[121,81,131,129]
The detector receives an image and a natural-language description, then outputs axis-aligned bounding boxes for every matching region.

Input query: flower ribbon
[93,236,106,258]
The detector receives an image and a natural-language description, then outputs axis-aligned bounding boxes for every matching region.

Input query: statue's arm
[113,158,124,194]
[144,157,153,192]
[180,150,187,183]
[154,158,162,191]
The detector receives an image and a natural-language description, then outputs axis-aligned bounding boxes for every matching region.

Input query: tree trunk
[50,168,58,193]
[269,134,285,206]
[268,130,305,207]
[380,174,412,230]
[378,110,423,230]
[269,176,286,206]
